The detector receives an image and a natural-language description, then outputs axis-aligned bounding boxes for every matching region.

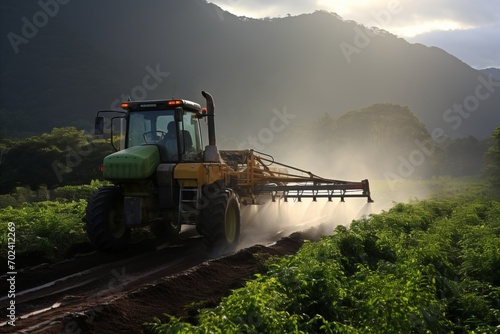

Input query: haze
[1,0,498,220]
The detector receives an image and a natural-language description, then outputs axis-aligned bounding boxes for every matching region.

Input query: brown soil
[0,224,328,334]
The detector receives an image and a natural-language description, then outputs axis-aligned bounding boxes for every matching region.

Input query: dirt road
[0,221,328,333]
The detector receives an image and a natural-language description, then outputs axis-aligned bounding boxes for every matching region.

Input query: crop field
[1,178,499,332]
[146,182,500,333]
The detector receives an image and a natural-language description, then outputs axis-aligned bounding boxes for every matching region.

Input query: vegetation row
[146,191,500,333]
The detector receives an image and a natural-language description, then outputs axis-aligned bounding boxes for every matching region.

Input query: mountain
[1,0,499,142]
[480,68,500,82]
[270,103,443,180]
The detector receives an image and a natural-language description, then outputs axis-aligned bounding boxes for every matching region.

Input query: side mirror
[95,116,104,135]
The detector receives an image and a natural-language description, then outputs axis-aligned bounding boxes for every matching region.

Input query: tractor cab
[121,99,204,162]
[94,98,209,181]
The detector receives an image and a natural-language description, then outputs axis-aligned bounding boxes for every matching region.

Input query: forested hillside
[0,127,112,194]
[270,104,489,181]
[0,109,493,195]
[1,0,498,141]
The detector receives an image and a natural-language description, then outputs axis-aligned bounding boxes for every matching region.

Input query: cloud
[209,0,500,34]
[209,0,319,18]
[370,0,499,38]
[389,0,500,27]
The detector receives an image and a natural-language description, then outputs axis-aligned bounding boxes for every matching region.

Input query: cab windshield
[127,109,202,162]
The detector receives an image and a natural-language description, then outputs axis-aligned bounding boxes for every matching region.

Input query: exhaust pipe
[202,91,216,146]
[201,91,220,162]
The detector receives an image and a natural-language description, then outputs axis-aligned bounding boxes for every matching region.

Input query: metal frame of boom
[220,149,373,204]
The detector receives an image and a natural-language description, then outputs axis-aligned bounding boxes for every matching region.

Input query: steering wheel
[143,131,167,143]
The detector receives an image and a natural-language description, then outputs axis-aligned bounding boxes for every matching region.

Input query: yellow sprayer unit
[85,91,372,253]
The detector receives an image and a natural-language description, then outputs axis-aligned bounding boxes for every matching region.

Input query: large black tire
[85,186,130,252]
[150,218,180,241]
[198,185,240,255]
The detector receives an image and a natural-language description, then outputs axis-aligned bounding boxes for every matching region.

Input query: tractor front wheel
[198,185,240,255]
[85,186,130,252]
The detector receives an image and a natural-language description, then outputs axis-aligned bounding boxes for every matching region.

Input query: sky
[208,0,500,69]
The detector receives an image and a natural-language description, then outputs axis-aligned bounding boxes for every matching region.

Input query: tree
[484,127,500,186]
[0,127,112,194]
[0,108,40,139]
[443,136,488,176]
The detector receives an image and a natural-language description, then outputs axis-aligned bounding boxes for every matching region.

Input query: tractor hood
[103,145,160,180]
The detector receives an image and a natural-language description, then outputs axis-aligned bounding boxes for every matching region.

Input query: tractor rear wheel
[85,186,130,252]
[198,184,240,255]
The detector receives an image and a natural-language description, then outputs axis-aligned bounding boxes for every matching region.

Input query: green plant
[0,200,88,265]
[145,190,500,333]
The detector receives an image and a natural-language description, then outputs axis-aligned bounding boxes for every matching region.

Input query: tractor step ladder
[178,187,199,225]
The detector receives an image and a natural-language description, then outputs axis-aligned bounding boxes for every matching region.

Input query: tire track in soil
[0,225,326,334]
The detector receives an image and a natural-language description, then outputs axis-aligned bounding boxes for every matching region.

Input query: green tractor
[85,91,239,253]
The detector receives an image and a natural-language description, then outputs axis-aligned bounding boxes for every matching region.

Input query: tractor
[85,91,372,253]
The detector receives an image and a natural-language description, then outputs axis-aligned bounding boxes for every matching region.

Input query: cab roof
[120,99,202,112]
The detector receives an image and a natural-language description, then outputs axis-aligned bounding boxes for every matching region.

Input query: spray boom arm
[220,150,373,204]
